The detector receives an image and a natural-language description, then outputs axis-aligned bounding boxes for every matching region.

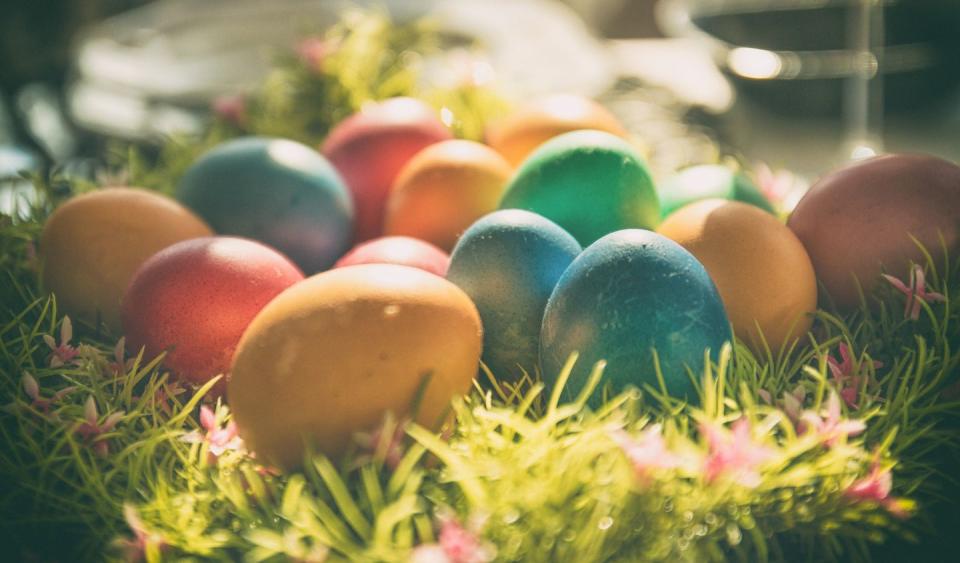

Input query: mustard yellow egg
[485,94,627,167]
[40,188,213,331]
[383,140,511,252]
[657,199,816,354]
[228,264,483,468]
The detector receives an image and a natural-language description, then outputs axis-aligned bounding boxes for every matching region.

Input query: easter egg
[540,229,731,403]
[499,130,660,247]
[228,264,482,467]
[787,154,960,310]
[322,98,452,241]
[658,164,775,218]
[334,236,450,276]
[177,137,353,274]
[39,188,212,331]
[658,200,816,354]
[121,237,304,393]
[447,210,582,383]
[383,140,512,251]
[486,94,627,167]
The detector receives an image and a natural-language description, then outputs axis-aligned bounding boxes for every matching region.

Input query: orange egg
[40,188,213,331]
[383,140,512,251]
[485,94,627,167]
[658,199,817,354]
[228,264,482,468]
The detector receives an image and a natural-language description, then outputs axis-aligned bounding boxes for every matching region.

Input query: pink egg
[121,237,304,394]
[322,98,452,242]
[334,236,450,276]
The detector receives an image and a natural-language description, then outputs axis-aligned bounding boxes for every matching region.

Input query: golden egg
[658,199,817,354]
[485,94,627,167]
[383,140,511,251]
[228,264,483,468]
[40,188,213,331]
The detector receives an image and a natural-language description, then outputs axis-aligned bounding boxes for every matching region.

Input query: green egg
[658,164,774,218]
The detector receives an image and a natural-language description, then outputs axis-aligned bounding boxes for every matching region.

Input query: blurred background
[2,0,960,196]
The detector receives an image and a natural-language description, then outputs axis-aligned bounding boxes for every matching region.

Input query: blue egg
[446,210,582,383]
[540,229,731,403]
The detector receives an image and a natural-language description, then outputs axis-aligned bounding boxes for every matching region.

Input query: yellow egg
[383,140,511,251]
[40,188,213,331]
[228,264,482,468]
[485,94,627,167]
[657,199,817,354]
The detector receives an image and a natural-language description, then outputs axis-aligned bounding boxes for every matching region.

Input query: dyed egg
[334,236,450,276]
[499,130,660,246]
[39,188,212,331]
[447,210,582,382]
[228,264,482,467]
[486,94,627,167]
[658,200,816,354]
[121,237,303,393]
[383,140,512,251]
[540,229,731,403]
[177,137,353,274]
[658,164,775,218]
[788,154,960,310]
[322,98,452,241]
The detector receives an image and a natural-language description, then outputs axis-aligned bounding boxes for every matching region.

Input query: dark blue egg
[540,229,731,403]
[446,210,581,383]
[177,137,354,273]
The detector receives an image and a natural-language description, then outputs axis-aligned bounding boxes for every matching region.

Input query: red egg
[322,97,452,242]
[334,236,450,276]
[121,237,304,393]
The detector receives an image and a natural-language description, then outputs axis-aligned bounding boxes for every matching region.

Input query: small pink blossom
[114,503,166,562]
[827,343,882,409]
[844,461,910,518]
[609,424,680,481]
[754,162,795,208]
[180,405,243,465]
[883,265,946,321]
[701,418,775,488]
[759,386,806,429]
[411,517,494,563]
[107,337,136,377]
[353,414,408,471]
[297,37,334,72]
[16,372,76,417]
[43,316,79,367]
[212,94,246,126]
[800,392,866,447]
[75,395,124,456]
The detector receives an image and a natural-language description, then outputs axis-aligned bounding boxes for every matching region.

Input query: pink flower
[411,517,494,563]
[212,94,246,126]
[180,405,243,465]
[107,337,135,378]
[760,386,806,428]
[701,418,775,488]
[114,503,166,562]
[827,343,882,409]
[609,424,680,481]
[800,392,866,447]
[883,265,946,321]
[44,316,79,367]
[754,162,795,208]
[75,396,125,456]
[297,37,334,72]
[353,414,408,471]
[17,372,76,417]
[844,461,911,519]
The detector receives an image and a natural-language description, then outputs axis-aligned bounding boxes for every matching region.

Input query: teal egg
[658,164,774,218]
[540,229,731,403]
[447,210,581,383]
[498,130,660,247]
[177,137,354,273]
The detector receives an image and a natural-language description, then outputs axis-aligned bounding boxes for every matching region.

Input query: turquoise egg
[498,130,660,247]
[658,164,774,218]
[540,229,731,403]
[177,137,354,273]
[447,210,581,383]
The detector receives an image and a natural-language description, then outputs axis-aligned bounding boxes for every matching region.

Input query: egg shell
[787,154,960,310]
[334,236,450,276]
[446,210,582,383]
[40,187,213,332]
[658,200,816,354]
[540,229,731,403]
[499,130,660,247]
[121,237,304,393]
[228,264,482,467]
[383,140,512,251]
[486,94,627,167]
[658,164,775,218]
[322,98,453,241]
[177,137,354,274]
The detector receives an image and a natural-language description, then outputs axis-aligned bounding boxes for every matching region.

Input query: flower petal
[61,316,73,344]
[84,395,98,426]
[881,273,910,295]
[199,405,216,432]
[22,373,39,400]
